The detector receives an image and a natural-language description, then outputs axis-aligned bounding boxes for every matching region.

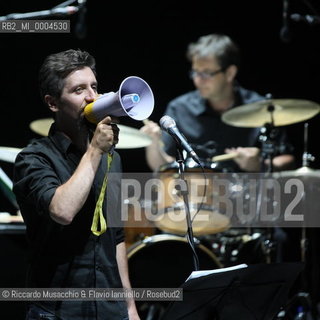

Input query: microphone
[75,0,87,39]
[290,13,320,26]
[159,115,201,164]
[51,6,79,16]
[280,0,291,43]
[1,6,79,20]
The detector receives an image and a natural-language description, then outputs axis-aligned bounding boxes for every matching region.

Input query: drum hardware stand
[275,122,317,320]
[287,122,317,320]
[302,123,315,168]
[298,122,314,276]
[300,123,313,289]
[175,146,200,271]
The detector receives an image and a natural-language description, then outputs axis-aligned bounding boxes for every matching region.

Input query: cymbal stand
[175,147,199,271]
[256,99,279,262]
[258,98,278,173]
[293,122,316,319]
[277,123,316,320]
[301,123,312,266]
[297,123,314,272]
[302,123,315,168]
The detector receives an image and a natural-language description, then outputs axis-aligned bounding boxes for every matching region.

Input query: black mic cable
[75,0,87,39]
[280,0,292,43]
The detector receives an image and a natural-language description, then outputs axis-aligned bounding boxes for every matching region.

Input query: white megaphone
[84,76,154,124]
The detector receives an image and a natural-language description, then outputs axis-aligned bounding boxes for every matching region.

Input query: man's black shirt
[13,124,127,319]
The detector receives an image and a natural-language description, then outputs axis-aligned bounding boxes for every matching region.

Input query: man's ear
[45,95,59,113]
[225,65,238,83]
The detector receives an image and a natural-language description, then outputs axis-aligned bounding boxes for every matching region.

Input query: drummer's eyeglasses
[189,69,225,80]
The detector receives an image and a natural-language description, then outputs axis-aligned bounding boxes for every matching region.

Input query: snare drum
[153,159,231,236]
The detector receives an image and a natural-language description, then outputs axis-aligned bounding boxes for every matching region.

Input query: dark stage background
[1,0,320,319]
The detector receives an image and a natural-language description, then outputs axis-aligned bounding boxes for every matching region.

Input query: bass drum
[124,205,157,248]
[127,234,222,320]
[127,234,222,288]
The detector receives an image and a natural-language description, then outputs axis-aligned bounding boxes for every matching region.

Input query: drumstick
[212,152,238,162]
[142,119,150,125]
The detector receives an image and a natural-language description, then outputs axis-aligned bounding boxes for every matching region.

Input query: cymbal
[0,166,18,207]
[0,146,22,163]
[222,99,320,127]
[29,118,152,149]
[155,207,230,236]
[0,212,24,224]
[117,124,152,149]
[29,118,53,136]
[273,167,320,180]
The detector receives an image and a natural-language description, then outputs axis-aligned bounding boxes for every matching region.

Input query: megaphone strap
[91,153,113,236]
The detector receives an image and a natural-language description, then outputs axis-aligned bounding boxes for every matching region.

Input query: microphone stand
[175,146,199,271]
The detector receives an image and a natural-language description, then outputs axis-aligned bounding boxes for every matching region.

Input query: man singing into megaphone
[13,49,140,320]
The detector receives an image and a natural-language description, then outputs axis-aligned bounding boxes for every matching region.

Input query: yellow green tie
[91,153,113,236]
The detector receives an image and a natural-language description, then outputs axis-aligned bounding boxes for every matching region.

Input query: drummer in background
[141,33,295,172]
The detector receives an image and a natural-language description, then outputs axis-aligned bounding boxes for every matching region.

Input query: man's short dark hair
[39,49,96,102]
[186,34,241,70]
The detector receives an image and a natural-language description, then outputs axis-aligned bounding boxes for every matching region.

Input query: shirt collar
[190,91,208,116]
[48,123,73,157]
[195,84,243,116]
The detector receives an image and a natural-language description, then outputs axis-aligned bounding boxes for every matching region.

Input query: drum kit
[1,98,320,319]
[125,98,320,319]
[139,99,320,253]
[2,98,319,249]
